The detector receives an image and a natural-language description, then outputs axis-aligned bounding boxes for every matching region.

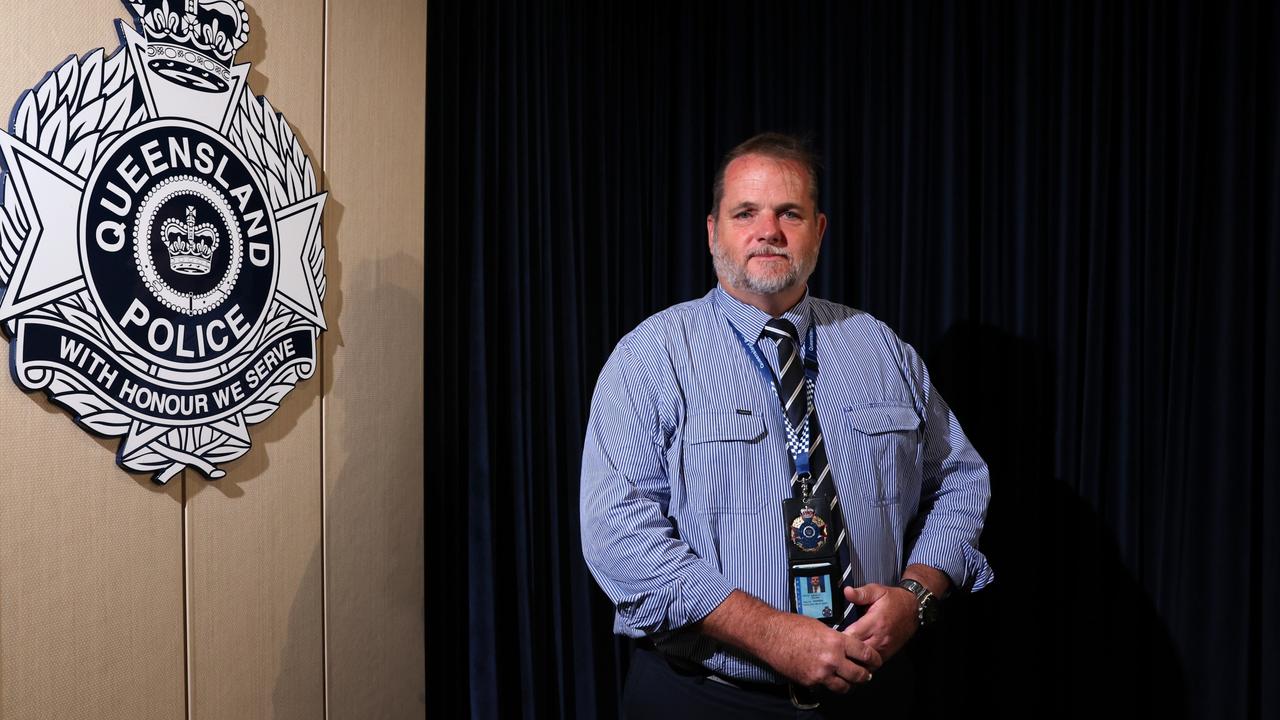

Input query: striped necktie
[763,318,856,625]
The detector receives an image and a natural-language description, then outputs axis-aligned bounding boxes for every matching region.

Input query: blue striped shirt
[580,286,993,683]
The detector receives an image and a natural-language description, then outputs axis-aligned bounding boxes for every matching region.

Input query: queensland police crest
[0,1,327,484]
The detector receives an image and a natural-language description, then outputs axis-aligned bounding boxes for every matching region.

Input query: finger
[843,636,884,671]
[833,657,874,687]
[823,672,852,695]
[834,657,860,685]
[866,646,883,671]
[843,585,858,603]
[845,583,885,606]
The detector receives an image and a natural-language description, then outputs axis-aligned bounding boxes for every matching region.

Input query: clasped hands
[763,583,918,694]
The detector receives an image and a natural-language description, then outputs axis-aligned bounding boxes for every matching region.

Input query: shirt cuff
[907,538,994,592]
[612,567,737,637]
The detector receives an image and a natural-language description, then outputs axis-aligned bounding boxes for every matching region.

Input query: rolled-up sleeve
[900,344,994,591]
[580,340,736,637]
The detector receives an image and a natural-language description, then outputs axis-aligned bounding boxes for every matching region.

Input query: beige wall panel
[0,3,186,719]
[183,1,327,719]
[324,0,426,716]
[0,476,185,720]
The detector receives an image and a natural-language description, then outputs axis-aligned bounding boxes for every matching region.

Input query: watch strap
[897,578,937,627]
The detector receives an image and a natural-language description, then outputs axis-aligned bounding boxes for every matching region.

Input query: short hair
[710,132,821,217]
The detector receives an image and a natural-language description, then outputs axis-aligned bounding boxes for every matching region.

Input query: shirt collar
[714,285,812,342]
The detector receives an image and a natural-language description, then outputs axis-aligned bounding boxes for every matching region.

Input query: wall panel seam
[183,472,192,720]
[320,0,331,718]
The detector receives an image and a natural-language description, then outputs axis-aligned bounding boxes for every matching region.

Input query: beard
[711,228,817,296]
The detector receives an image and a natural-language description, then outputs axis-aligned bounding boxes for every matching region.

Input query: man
[581,133,992,716]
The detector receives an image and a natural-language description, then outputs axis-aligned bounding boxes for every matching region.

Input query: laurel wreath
[0,39,326,481]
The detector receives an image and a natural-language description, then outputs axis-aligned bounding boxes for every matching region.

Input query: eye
[733,209,754,220]
[781,210,802,220]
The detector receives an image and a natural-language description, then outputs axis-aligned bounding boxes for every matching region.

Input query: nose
[756,213,782,244]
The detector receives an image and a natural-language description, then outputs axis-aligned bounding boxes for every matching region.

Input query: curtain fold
[429,1,1280,716]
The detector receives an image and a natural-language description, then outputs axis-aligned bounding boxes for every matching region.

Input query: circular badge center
[81,121,278,370]
[135,175,243,316]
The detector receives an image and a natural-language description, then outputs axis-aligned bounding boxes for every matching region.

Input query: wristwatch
[897,578,940,628]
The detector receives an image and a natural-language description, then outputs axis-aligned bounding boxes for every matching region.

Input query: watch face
[920,596,940,626]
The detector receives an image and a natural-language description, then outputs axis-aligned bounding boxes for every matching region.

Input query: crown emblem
[162,206,220,275]
[126,1,250,90]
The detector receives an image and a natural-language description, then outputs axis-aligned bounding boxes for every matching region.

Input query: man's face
[707,154,826,303]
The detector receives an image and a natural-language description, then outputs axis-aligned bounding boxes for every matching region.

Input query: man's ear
[817,212,827,245]
[707,214,716,250]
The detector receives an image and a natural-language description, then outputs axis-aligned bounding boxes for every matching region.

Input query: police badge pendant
[783,479,835,558]
[0,1,327,484]
[783,481,845,629]
[790,504,829,552]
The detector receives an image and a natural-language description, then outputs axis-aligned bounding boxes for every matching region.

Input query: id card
[790,563,842,626]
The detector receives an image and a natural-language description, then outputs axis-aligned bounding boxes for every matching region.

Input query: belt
[704,673,791,698]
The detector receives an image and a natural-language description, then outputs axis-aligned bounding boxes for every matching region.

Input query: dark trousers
[623,646,915,720]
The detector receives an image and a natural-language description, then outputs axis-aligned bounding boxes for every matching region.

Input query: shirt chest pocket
[682,412,770,514]
[841,404,922,507]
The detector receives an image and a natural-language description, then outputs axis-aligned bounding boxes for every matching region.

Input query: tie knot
[763,318,800,344]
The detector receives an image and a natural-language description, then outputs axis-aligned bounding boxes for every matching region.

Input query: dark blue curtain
[428,1,1280,717]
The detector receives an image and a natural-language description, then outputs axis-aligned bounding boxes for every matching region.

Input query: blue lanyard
[724,311,820,478]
